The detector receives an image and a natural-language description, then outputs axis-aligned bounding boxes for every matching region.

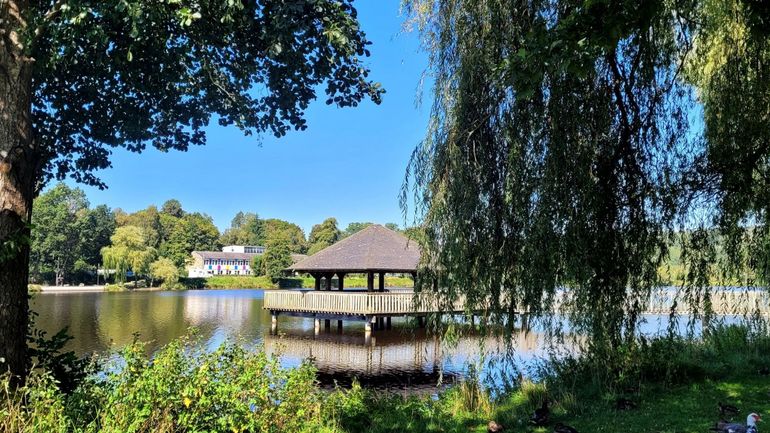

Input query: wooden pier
[264,290,465,337]
[264,290,464,317]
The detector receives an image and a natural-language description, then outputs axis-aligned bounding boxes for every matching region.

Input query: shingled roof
[289,224,421,273]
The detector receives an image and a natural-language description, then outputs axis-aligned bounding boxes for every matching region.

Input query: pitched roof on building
[192,251,257,260]
[290,254,308,264]
[289,224,421,273]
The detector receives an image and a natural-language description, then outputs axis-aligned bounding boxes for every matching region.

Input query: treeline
[29,183,404,286]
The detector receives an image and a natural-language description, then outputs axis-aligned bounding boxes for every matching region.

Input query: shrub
[0,371,72,432]
[123,279,147,289]
[97,336,326,433]
[149,258,180,288]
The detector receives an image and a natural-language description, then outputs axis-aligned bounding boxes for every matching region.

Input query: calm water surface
[31,289,547,390]
[30,288,707,391]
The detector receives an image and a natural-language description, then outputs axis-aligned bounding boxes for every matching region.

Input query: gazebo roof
[289,224,421,273]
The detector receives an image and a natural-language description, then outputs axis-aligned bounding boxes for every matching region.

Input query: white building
[222,245,265,254]
[188,245,264,277]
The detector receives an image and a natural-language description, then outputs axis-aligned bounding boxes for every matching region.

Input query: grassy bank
[184,275,415,290]
[4,325,768,432]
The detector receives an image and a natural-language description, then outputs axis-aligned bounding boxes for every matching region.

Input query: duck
[614,398,637,410]
[719,402,740,419]
[710,413,762,433]
[554,422,579,433]
[530,398,550,426]
[487,420,504,433]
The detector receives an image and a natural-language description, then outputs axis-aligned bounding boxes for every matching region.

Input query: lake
[31,289,550,391]
[29,288,723,391]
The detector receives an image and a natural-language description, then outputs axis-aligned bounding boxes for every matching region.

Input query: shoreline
[38,285,166,293]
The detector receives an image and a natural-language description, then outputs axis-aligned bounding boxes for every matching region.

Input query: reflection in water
[30,289,707,390]
[264,326,552,391]
[32,290,556,389]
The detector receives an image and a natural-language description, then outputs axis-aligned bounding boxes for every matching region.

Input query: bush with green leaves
[149,257,180,288]
[98,336,326,433]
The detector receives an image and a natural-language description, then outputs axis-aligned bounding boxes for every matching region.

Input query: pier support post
[271,312,278,334]
[337,320,343,332]
[417,316,425,328]
[324,319,331,329]
[386,317,391,329]
[314,318,321,335]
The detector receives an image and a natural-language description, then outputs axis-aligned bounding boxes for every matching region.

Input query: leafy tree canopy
[162,213,221,268]
[308,217,340,255]
[220,212,264,246]
[263,219,307,254]
[30,184,89,285]
[160,200,185,219]
[342,222,373,238]
[101,226,157,283]
[149,257,180,288]
[262,235,293,280]
[403,0,770,351]
[25,0,384,187]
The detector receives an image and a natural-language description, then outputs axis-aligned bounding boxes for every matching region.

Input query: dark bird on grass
[709,413,761,433]
[614,398,637,410]
[530,399,550,426]
[720,402,740,418]
[487,420,504,433]
[554,422,579,433]
[758,366,769,376]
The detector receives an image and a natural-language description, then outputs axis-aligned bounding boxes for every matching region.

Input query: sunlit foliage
[402,0,769,352]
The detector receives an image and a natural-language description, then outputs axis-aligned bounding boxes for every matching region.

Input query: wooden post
[271,312,278,334]
[417,316,425,328]
[314,273,321,291]
[338,273,345,291]
[337,320,343,331]
[386,317,392,329]
[314,318,321,335]
[367,272,374,292]
[378,272,385,292]
[326,273,334,291]
[324,319,330,329]
[365,316,373,333]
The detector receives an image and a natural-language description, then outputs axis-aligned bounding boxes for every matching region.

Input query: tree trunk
[1,0,36,383]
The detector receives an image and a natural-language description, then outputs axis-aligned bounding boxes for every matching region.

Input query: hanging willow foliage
[400,0,770,353]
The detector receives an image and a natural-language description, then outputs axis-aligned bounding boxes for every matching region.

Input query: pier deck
[264,290,464,318]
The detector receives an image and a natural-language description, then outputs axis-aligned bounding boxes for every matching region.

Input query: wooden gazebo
[289,224,421,292]
[264,225,464,337]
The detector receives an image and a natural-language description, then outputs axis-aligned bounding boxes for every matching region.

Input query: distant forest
[29,183,405,286]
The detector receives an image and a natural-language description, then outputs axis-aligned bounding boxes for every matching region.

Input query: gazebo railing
[264,290,465,316]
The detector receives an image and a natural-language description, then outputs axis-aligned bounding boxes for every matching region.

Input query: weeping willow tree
[402,0,770,356]
[101,226,157,284]
[690,0,770,285]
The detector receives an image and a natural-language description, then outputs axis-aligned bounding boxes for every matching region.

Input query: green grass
[6,323,768,433]
[198,275,414,289]
[326,364,770,433]
[485,377,770,433]
[203,275,276,288]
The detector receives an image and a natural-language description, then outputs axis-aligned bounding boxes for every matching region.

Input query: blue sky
[69,2,430,235]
